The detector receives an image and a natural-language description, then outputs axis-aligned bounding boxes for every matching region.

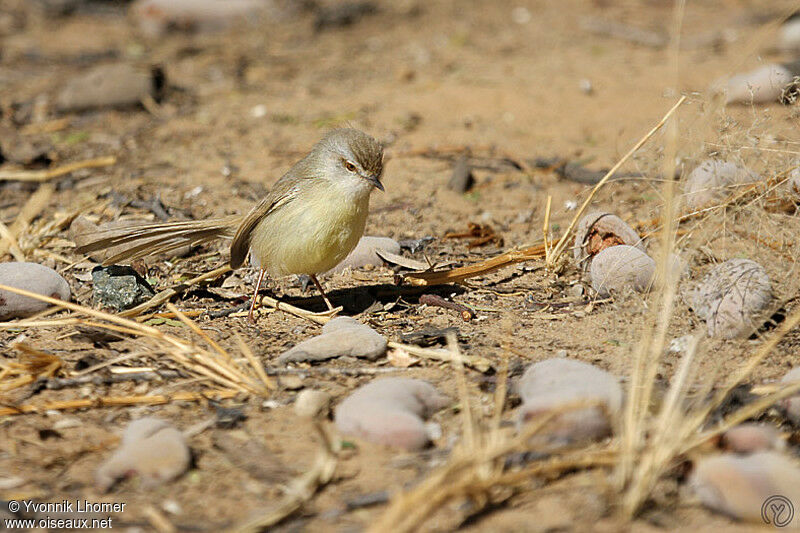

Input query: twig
[419,294,476,321]
[42,370,183,390]
[0,183,54,258]
[387,341,492,373]
[0,389,239,416]
[0,156,116,182]
[542,195,552,263]
[404,243,545,286]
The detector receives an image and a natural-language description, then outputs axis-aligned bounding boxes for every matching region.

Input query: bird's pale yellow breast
[248,181,370,277]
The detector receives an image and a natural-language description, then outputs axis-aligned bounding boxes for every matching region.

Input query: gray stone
[279,317,387,363]
[96,417,190,491]
[682,159,760,210]
[334,378,449,450]
[0,262,71,319]
[688,259,772,339]
[91,266,155,311]
[590,245,656,298]
[130,0,265,38]
[56,63,154,112]
[329,236,401,274]
[714,63,796,105]
[517,358,622,444]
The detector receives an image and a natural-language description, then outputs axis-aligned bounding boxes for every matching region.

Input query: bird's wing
[229,177,306,269]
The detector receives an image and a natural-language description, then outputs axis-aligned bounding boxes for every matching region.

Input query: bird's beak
[365,175,384,191]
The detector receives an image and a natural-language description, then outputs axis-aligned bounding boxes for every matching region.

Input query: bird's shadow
[280,283,466,315]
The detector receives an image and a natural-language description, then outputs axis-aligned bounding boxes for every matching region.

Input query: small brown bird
[77,128,385,320]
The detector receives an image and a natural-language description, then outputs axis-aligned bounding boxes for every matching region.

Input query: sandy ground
[2,0,800,531]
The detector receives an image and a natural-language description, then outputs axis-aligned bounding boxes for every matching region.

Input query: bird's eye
[343,160,357,172]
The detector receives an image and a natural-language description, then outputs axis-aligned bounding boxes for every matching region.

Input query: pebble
[329,236,401,274]
[779,17,800,52]
[0,262,71,319]
[714,62,798,105]
[682,159,760,211]
[279,317,387,363]
[690,452,800,525]
[720,424,784,454]
[590,245,656,298]
[334,378,450,450]
[517,358,623,444]
[294,389,332,418]
[573,212,643,272]
[56,63,156,112]
[688,259,772,339]
[92,265,155,311]
[96,418,190,491]
[779,367,800,425]
[447,154,475,193]
[130,0,265,38]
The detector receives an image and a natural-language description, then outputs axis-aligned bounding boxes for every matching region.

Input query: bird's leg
[248,268,267,322]
[309,274,335,311]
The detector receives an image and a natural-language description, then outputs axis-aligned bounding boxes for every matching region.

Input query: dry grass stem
[0,156,116,182]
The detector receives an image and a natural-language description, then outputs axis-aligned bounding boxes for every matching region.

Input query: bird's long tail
[74,215,242,265]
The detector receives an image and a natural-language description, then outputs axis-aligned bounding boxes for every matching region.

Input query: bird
[76,128,385,321]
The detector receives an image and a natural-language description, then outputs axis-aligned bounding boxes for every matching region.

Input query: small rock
[314,1,378,32]
[590,245,656,298]
[573,212,643,272]
[279,317,387,363]
[0,125,52,166]
[0,262,71,319]
[682,159,760,210]
[294,389,332,418]
[279,375,304,390]
[517,358,623,444]
[91,265,155,311]
[329,236,401,273]
[688,259,772,339]
[130,0,265,38]
[96,418,190,491]
[398,236,434,253]
[56,63,158,113]
[690,452,800,525]
[720,424,784,454]
[447,154,475,193]
[714,62,799,105]
[335,378,449,450]
[779,16,800,53]
[779,367,800,425]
